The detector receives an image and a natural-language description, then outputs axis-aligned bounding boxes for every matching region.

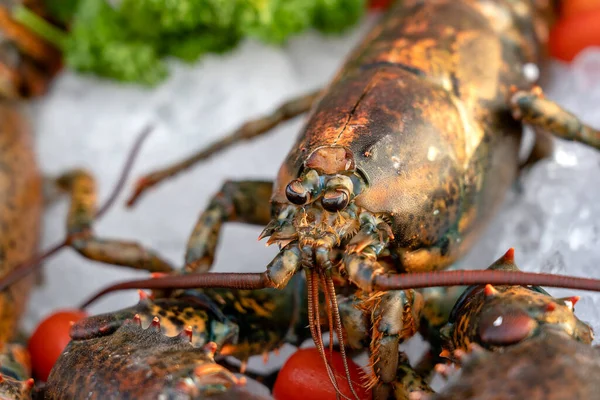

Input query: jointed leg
[57,169,173,273]
[510,86,600,150]
[337,294,370,350]
[367,289,424,399]
[127,89,322,206]
[338,292,427,399]
[342,212,425,397]
[185,180,274,273]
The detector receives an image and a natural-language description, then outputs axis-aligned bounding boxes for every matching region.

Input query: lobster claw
[46,317,249,399]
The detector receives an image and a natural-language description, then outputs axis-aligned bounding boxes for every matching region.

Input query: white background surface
[19,13,600,379]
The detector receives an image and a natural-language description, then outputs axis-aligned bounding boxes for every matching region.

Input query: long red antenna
[371,270,600,291]
[79,268,600,309]
[0,125,154,291]
[80,272,273,308]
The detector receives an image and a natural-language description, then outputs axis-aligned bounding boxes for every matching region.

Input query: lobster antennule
[0,125,155,293]
[80,269,600,309]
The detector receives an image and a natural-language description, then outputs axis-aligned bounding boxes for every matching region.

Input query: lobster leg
[338,293,430,399]
[185,180,273,273]
[127,90,322,206]
[56,169,173,273]
[368,289,424,399]
[342,213,428,397]
[337,294,369,350]
[510,87,600,150]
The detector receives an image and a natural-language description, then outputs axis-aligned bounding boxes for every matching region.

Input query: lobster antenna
[79,267,600,309]
[81,270,600,308]
[0,125,154,291]
[371,269,600,291]
[80,272,272,308]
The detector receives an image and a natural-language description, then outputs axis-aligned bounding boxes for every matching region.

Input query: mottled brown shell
[271,0,554,272]
[45,318,253,399]
[0,103,42,342]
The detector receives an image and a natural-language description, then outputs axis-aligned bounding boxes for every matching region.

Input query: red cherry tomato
[28,309,88,381]
[561,0,600,18]
[273,348,372,400]
[549,9,600,62]
[369,0,393,10]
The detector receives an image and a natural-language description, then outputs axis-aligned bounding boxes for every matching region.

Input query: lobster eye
[286,181,309,205]
[321,190,349,212]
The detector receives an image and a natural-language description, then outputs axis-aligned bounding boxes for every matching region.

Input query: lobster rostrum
[73,0,600,398]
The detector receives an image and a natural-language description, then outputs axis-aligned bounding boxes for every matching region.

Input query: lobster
[0,2,61,380]
[0,2,59,362]
[61,0,600,398]
[1,0,599,398]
